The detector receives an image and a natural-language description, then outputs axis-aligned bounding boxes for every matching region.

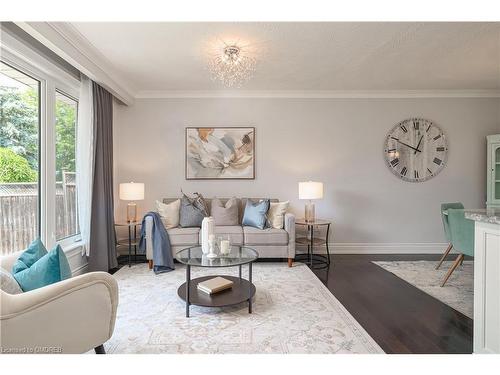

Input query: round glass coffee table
[175,245,258,317]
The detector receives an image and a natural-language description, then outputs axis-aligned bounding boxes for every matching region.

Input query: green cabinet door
[487,135,500,208]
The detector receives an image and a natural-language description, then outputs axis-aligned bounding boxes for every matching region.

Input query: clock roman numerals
[385,119,447,182]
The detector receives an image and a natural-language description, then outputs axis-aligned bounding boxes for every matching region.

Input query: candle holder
[219,235,231,256]
[207,237,218,258]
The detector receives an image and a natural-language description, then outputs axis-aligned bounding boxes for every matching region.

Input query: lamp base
[126,202,137,223]
[305,201,315,222]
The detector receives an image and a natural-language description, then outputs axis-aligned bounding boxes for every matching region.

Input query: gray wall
[113,97,499,250]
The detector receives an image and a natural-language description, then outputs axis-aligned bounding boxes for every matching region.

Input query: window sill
[61,239,84,255]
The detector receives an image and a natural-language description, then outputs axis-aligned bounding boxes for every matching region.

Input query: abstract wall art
[185,127,255,179]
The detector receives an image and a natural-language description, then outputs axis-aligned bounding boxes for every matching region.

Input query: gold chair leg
[440,253,464,287]
[436,243,453,270]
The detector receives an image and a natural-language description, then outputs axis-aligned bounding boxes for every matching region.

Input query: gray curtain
[88,83,117,271]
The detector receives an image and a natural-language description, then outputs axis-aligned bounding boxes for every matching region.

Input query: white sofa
[0,251,118,354]
[145,197,296,268]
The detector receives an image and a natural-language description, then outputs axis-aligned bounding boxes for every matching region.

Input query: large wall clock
[384,118,448,182]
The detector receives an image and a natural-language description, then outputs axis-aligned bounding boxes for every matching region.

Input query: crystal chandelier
[208,44,257,88]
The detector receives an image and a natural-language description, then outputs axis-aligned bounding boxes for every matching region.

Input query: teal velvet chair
[437,202,464,270]
[440,208,474,287]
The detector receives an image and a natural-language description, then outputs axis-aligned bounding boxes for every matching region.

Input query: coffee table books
[197,276,234,295]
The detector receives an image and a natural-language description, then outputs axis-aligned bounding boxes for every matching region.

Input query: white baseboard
[296,242,449,254]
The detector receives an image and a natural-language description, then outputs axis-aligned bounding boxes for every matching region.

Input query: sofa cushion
[12,238,48,274]
[179,192,208,227]
[13,245,71,292]
[199,226,244,245]
[243,226,288,246]
[267,201,289,229]
[242,199,270,229]
[167,227,200,246]
[156,199,180,228]
[0,268,22,294]
[211,197,239,226]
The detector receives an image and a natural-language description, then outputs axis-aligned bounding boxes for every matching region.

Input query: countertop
[465,209,500,225]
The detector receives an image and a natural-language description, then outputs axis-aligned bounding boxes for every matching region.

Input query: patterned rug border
[112,262,384,354]
[293,263,384,353]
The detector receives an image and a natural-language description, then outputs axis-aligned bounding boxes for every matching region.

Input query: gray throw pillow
[0,268,23,294]
[179,192,208,227]
[211,198,239,226]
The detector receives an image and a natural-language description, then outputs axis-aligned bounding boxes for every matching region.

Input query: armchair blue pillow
[12,238,48,274]
[242,199,270,229]
[12,240,71,292]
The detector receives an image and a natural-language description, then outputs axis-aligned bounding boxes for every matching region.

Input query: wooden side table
[115,221,141,267]
[295,219,331,269]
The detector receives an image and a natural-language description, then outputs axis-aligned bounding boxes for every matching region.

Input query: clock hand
[390,137,422,153]
[414,135,424,154]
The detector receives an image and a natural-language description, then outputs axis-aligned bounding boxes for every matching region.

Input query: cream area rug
[373,261,473,319]
[105,262,383,354]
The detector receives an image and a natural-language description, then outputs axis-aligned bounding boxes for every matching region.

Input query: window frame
[54,88,80,242]
[1,33,81,252]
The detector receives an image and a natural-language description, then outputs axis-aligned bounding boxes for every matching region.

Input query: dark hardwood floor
[310,254,473,354]
[113,253,473,354]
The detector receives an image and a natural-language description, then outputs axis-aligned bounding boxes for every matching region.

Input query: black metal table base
[128,225,138,268]
[295,253,331,269]
[295,221,331,270]
[179,263,255,317]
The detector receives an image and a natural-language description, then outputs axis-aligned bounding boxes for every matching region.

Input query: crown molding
[135,89,500,99]
[14,22,135,106]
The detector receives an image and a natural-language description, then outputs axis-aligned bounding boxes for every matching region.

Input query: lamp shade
[119,182,144,201]
[299,181,323,200]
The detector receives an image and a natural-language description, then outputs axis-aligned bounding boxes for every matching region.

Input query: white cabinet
[487,134,500,209]
[473,221,500,354]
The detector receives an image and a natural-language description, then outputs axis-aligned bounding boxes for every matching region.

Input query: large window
[55,91,79,240]
[0,40,80,255]
[0,61,40,253]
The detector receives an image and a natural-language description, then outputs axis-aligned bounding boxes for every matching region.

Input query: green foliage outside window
[0,86,76,183]
[0,86,39,171]
[55,97,77,180]
[0,147,37,183]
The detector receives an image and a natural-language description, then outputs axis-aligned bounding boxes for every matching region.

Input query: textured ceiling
[71,22,500,93]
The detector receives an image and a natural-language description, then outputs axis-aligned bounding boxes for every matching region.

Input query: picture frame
[185,127,255,180]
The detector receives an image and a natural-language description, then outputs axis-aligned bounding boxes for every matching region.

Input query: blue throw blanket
[139,212,175,274]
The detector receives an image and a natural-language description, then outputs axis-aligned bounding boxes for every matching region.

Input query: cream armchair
[0,251,119,354]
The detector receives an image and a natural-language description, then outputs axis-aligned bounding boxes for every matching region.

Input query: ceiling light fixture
[208,43,257,88]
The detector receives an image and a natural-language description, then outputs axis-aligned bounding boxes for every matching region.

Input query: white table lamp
[299,181,323,222]
[119,182,144,222]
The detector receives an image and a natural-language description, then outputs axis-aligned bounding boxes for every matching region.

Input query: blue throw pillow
[12,238,48,274]
[242,199,270,229]
[13,245,71,292]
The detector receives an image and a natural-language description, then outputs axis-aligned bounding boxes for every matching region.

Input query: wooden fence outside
[0,173,78,255]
